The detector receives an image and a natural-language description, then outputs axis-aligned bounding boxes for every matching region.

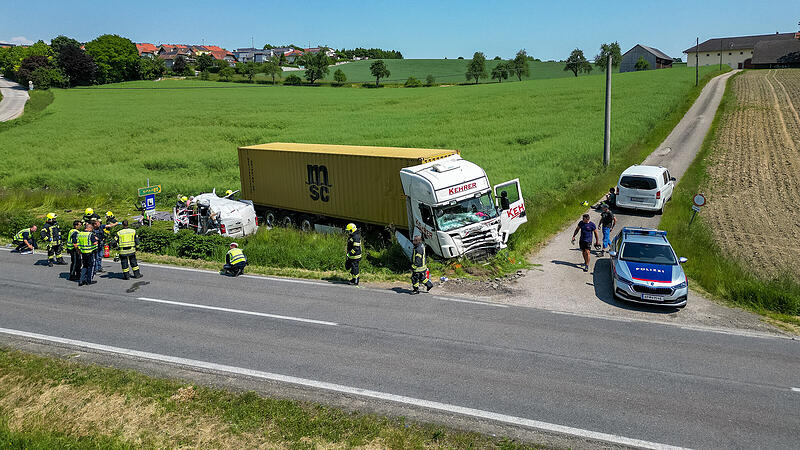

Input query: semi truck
[237,143,526,259]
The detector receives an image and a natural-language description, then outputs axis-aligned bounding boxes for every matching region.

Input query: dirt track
[705,69,800,281]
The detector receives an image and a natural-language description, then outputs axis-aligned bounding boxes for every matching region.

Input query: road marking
[0,327,687,450]
[136,297,337,326]
[549,310,789,340]
[792,387,800,393]
[432,296,508,308]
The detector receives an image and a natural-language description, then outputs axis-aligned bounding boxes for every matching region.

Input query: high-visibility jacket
[14,228,31,242]
[227,248,246,265]
[68,229,80,251]
[412,243,427,272]
[77,231,97,254]
[115,228,137,255]
[41,222,61,245]
[346,230,362,260]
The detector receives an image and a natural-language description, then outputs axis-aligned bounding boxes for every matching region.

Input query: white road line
[791,387,800,393]
[136,297,337,326]
[549,310,789,340]
[432,296,508,308]
[0,327,686,450]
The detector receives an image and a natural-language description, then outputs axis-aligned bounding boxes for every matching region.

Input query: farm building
[751,39,800,68]
[619,45,673,73]
[683,32,798,69]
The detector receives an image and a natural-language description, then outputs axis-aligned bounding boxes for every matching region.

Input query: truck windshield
[433,192,498,232]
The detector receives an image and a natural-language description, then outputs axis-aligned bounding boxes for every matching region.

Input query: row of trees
[0,34,167,89]
[465,50,531,84]
[337,47,403,60]
[564,42,622,77]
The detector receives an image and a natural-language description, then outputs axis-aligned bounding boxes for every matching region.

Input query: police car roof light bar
[621,227,667,237]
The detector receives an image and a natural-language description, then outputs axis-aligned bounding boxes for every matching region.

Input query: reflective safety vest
[412,244,427,272]
[347,231,362,260]
[43,223,61,245]
[77,231,97,254]
[14,228,31,242]
[227,248,246,265]
[68,229,80,250]
[116,228,136,255]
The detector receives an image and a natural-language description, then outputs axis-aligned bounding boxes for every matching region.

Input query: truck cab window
[419,204,435,228]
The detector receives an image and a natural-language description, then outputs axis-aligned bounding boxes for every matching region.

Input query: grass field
[0,66,722,274]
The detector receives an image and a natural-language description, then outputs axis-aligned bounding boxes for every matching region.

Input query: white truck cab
[400,155,526,259]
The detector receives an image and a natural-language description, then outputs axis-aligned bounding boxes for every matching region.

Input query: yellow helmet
[106,211,114,217]
[225,189,234,196]
[180,196,188,202]
[345,223,357,233]
[46,212,57,220]
[85,208,94,215]
[581,201,589,207]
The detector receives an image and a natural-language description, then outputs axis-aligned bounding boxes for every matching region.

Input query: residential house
[135,43,158,58]
[683,32,797,69]
[303,47,337,58]
[619,44,673,73]
[283,49,303,63]
[233,47,278,63]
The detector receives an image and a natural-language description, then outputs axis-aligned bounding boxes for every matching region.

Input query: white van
[615,165,675,214]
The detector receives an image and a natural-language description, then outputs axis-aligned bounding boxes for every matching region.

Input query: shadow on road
[591,258,680,314]
[390,287,416,295]
[551,259,583,269]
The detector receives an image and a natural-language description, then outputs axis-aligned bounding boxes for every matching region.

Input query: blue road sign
[145,194,156,212]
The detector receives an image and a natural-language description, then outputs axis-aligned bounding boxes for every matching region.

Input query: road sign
[138,185,162,197]
[693,193,706,207]
[691,205,701,212]
[145,194,156,212]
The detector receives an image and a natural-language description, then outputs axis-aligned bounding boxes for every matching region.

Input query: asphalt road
[1,248,798,449]
[0,77,29,122]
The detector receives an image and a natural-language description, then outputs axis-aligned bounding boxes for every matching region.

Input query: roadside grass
[0,89,53,134]
[660,72,800,322]
[1,66,722,278]
[0,347,538,449]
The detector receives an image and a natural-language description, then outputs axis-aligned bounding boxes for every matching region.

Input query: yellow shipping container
[238,143,458,229]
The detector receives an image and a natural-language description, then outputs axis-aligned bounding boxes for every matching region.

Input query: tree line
[337,47,403,60]
[563,42,621,77]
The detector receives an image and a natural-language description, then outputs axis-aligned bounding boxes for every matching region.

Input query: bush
[425,74,435,86]
[284,73,302,85]
[404,76,422,87]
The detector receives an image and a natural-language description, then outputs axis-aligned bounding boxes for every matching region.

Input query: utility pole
[695,37,699,86]
[719,39,722,70]
[603,54,612,167]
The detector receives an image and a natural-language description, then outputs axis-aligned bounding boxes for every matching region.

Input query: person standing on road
[12,225,37,254]
[599,204,616,257]
[411,234,434,294]
[41,213,66,267]
[76,223,98,286]
[114,220,142,280]
[223,242,247,276]
[571,213,599,272]
[345,223,362,285]
[67,220,82,281]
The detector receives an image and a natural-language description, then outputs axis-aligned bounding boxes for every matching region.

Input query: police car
[609,227,688,307]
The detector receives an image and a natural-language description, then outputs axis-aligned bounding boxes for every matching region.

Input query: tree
[493,55,501,60]
[369,60,390,86]
[243,61,259,82]
[425,74,435,86]
[563,48,593,77]
[59,45,96,85]
[333,68,346,85]
[172,55,188,75]
[50,35,81,60]
[84,34,140,84]
[196,53,214,72]
[139,57,165,80]
[465,51,487,84]
[404,76,422,87]
[199,70,210,80]
[218,66,234,81]
[284,73,302,85]
[490,61,509,82]
[16,55,51,87]
[634,56,650,71]
[210,58,228,73]
[263,59,282,83]
[594,42,622,72]
[509,49,530,81]
[301,51,330,84]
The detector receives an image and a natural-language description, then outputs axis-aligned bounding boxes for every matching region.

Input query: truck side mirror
[678,257,688,264]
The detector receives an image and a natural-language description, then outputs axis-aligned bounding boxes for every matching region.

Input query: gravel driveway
[0,77,29,122]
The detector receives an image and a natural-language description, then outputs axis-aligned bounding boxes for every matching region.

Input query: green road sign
[138,185,162,196]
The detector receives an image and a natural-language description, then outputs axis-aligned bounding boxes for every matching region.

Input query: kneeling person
[12,225,37,254]
[115,221,142,280]
[223,243,247,276]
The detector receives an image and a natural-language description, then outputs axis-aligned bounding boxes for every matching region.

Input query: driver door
[494,179,527,242]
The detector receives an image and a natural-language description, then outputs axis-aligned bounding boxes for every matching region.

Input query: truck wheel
[264,211,276,227]
[280,215,294,228]
[300,218,313,232]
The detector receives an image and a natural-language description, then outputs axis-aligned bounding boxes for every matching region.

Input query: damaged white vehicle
[174,189,259,238]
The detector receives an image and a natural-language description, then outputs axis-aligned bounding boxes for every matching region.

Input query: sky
[2,0,799,60]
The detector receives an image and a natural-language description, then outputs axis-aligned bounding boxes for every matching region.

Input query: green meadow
[0,66,723,274]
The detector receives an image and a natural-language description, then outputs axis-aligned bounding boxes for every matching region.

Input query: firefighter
[41,213,66,266]
[176,195,188,210]
[67,220,82,281]
[75,223,98,286]
[225,189,234,197]
[411,234,433,294]
[12,225,38,254]
[82,207,99,225]
[114,220,141,280]
[223,242,247,276]
[104,211,119,249]
[345,223,362,285]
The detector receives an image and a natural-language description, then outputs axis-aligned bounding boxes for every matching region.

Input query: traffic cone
[103,244,110,258]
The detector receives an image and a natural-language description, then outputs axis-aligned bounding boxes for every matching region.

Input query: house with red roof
[135,43,158,58]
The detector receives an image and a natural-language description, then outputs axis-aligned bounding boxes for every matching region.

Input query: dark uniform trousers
[69,248,82,280]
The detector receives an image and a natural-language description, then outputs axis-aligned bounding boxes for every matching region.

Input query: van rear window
[620,176,657,190]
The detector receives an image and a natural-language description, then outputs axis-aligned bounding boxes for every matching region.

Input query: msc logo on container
[306,165,332,202]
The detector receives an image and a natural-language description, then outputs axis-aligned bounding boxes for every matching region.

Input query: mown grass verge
[0,347,538,449]
[660,72,800,323]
